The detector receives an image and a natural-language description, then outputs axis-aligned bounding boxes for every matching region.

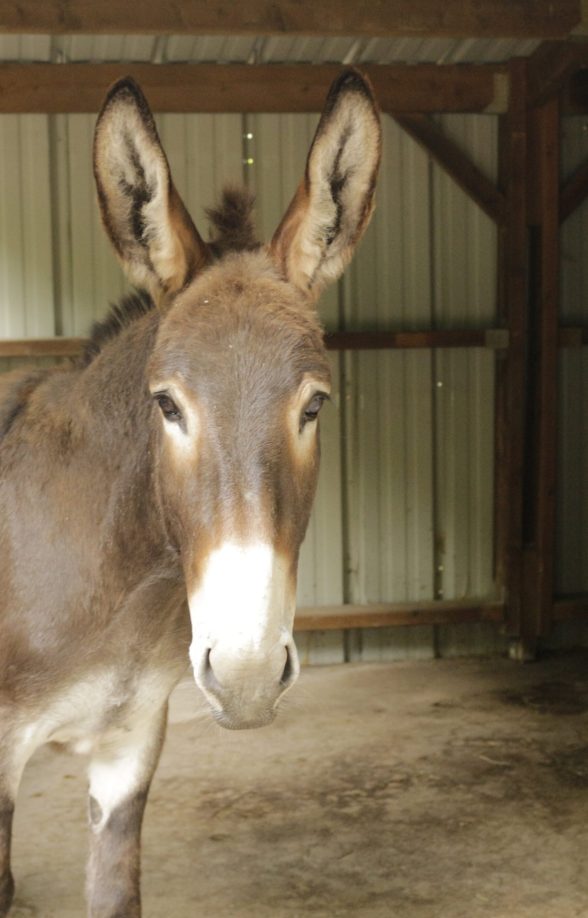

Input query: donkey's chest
[21,666,181,756]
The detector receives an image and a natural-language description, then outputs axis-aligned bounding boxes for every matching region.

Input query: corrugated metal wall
[342,114,502,661]
[0,115,54,337]
[0,105,507,660]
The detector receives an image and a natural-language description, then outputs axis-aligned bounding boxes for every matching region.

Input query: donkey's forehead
[170,250,316,321]
[149,251,330,390]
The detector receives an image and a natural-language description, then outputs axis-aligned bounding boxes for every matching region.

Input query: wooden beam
[0,329,512,361]
[325,330,509,350]
[0,338,84,358]
[527,40,588,106]
[495,60,529,640]
[560,156,588,222]
[553,596,588,620]
[521,97,560,640]
[559,326,588,346]
[565,66,588,112]
[295,600,505,631]
[17,322,588,362]
[8,326,588,362]
[0,1,582,38]
[0,62,508,114]
[393,114,506,223]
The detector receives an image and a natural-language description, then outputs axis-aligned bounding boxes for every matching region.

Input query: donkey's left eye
[301,393,328,429]
[154,393,182,423]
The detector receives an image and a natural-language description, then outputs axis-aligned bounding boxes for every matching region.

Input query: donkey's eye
[154,392,182,423]
[301,393,328,430]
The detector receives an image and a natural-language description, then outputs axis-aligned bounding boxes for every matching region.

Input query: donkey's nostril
[280,643,297,687]
[200,647,222,695]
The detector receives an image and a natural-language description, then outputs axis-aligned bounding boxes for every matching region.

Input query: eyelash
[153,392,183,423]
[301,393,328,430]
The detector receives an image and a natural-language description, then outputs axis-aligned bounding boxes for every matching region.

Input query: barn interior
[1,3,588,916]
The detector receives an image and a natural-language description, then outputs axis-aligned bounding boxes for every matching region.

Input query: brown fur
[0,369,51,440]
[0,68,380,918]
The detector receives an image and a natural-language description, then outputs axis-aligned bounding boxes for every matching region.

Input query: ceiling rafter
[0,62,508,113]
[393,114,505,224]
[0,0,583,38]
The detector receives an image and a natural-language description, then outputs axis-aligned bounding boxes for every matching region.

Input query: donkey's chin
[210,705,278,731]
[196,679,287,730]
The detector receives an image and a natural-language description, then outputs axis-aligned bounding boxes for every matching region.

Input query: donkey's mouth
[211,706,277,731]
[190,641,297,730]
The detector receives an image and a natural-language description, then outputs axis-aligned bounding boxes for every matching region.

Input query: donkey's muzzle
[192,638,300,730]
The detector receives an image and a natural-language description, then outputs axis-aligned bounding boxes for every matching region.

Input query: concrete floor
[8,652,588,918]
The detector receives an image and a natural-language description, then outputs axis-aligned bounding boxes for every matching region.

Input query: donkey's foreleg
[0,794,15,917]
[85,704,168,918]
[0,734,30,918]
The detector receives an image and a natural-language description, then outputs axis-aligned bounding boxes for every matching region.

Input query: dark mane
[80,289,155,367]
[80,188,258,367]
[206,187,259,257]
[0,370,49,440]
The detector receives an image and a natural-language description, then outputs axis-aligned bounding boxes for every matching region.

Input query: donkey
[0,70,380,916]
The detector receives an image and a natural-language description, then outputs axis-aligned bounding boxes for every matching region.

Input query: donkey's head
[94,71,381,729]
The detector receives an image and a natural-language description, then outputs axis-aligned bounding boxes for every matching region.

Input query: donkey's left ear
[270,69,381,301]
[93,78,211,307]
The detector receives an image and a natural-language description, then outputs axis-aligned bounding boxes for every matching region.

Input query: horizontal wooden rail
[295,600,505,631]
[553,596,588,621]
[0,0,581,38]
[6,325,588,360]
[0,62,509,114]
[326,329,510,350]
[0,338,85,358]
[0,329,512,359]
[558,326,588,346]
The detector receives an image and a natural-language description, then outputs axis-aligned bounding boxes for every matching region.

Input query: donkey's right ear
[93,78,211,307]
[270,69,381,302]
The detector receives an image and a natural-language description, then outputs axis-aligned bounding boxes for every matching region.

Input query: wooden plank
[295,600,505,631]
[495,60,529,640]
[560,156,588,222]
[527,40,588,106]
[553,596,588,620]
[559,326,588,346]
[521,97,560,639]
[0,329,512,360]
[325,330,508,350]
[564,66,588,113]
[536,102,560,638]
[0,62,508,114]
[0,338,84,357]
[10,325,588,361]
[0,0,581,38]
[393,114,506,223]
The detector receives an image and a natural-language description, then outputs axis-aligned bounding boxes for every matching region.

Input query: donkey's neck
[0,307,190,698]
[73,309,172,572]
[78,308,160,450]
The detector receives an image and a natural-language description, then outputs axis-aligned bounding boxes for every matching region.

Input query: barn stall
[1,3,588,916]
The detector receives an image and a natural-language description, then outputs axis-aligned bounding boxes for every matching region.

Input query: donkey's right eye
[154,393,182,423]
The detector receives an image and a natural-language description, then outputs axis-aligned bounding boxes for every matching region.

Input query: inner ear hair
[270,69,381,300]
[94,77,210,306]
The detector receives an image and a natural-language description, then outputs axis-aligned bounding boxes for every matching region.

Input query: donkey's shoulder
[0,368,51,441]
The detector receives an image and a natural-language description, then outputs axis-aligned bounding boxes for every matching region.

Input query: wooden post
[497,61,561,657]
[495,60,530,653]
[521,97,560,640]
